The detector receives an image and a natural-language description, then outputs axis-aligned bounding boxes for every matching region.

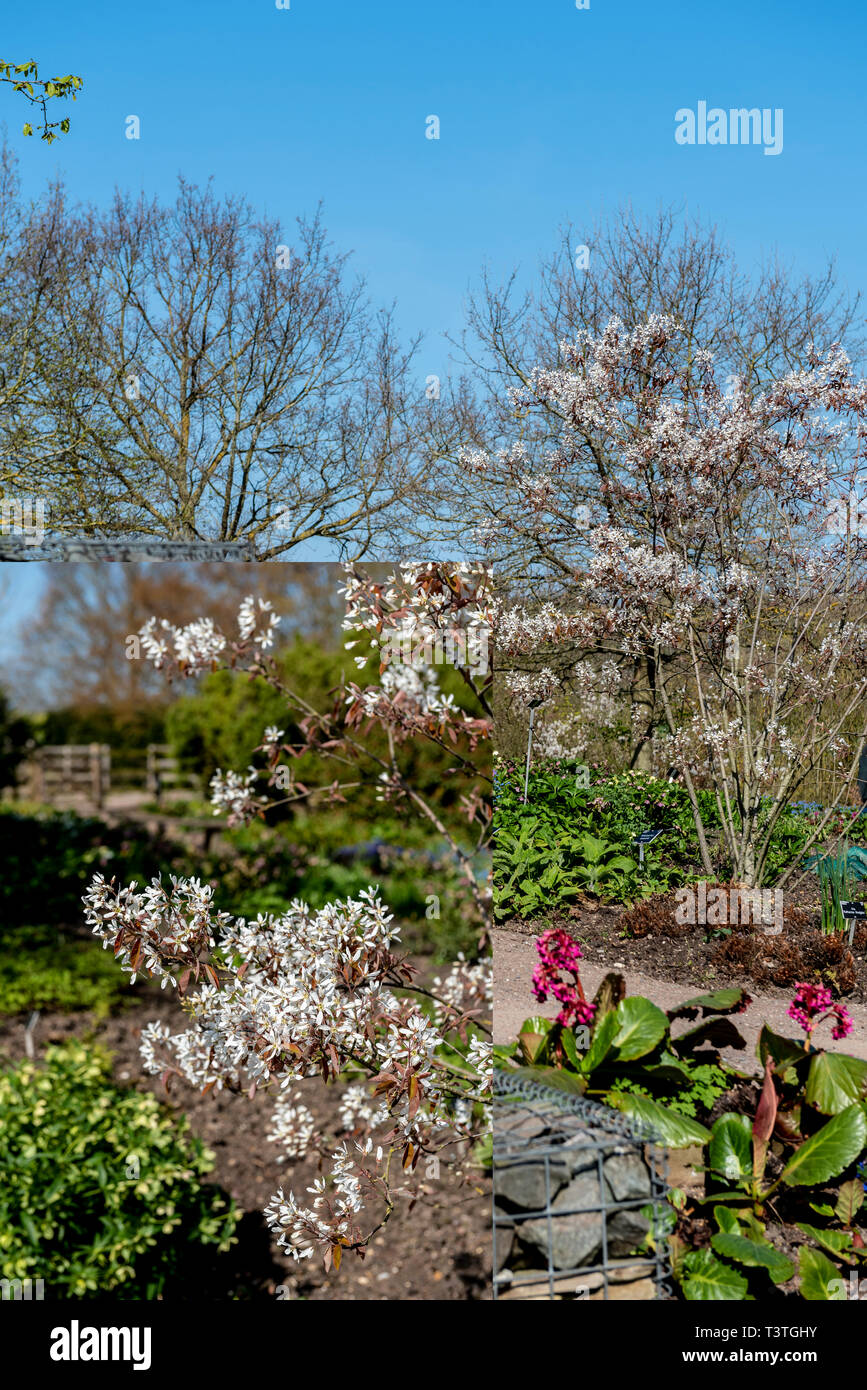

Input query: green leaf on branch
[609,996,668,1061]
[835,1179,864,1227]
[605,1090,711,1147]
[757,1023,810,1084]
[517,1017,555,1065]
[804,1052,867,1116]
[795,1223,854,1260]
[510,1065,586,1095]
[708,1112,752,1184]
[713,1205,742,1234]
[583,1008,619,1071]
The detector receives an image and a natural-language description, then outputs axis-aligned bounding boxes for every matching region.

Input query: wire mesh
[493,1069,673,1301]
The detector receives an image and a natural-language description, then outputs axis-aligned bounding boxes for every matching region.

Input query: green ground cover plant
[493,758,846,920]
[0,1041,237,1297]
[0,924,133,1016]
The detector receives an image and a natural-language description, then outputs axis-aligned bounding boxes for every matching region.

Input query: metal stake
[523,706,537,805]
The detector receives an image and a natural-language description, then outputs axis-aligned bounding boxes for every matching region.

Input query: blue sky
[3,0,867,643]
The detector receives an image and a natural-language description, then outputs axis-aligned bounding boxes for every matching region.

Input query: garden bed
[497,890,867,1006]
[0,987,491,1302]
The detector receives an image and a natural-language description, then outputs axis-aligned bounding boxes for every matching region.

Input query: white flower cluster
[266,1093,317,1160]
[209,767,267,826]
[85,877,489,1147]
[357,662,456,720]
[342,561,492,680]
[264,1141,370,1263]
[138,596,281,677]
[84,873,227,987]
[238,595,280,648]
[431,954,494,1019]
[140,616,226,672]
[506,668,559,706]
[338,1083,389,1133]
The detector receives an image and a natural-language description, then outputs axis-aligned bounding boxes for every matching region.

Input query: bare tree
[9,562,347,711]
[10,174,455,555]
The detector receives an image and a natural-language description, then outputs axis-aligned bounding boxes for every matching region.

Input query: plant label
[633,828,663,865]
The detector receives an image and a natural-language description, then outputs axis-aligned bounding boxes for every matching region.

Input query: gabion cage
[493,1070,672,1301]
[0,538,255,561]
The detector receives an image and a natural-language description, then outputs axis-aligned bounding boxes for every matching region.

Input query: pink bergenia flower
[787,982,852,1043]
[532,928,595,1029]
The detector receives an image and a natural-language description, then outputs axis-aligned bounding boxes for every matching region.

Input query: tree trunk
[629,655,656,772]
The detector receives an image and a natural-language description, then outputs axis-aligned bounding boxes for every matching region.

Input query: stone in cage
[493,1071,672,1301]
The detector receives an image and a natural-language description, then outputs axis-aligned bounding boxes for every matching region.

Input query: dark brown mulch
[498,885,867,1004]
[0,988,490,1302]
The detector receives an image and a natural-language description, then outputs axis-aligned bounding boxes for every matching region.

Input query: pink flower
[532,928,595,1029]
[788,982,852,1043]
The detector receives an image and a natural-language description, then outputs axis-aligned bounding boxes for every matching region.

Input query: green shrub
[0,689,30,792]
[0,807,183,927]
[493,758,817,918]
[0,925,134,1017]
[165,637,487,825]
[0,1041,237,1297]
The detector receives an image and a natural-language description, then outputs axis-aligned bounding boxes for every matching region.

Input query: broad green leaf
[604,854,638,871]
[606,1091,711,1148]
[804,1052,867,1116]
[739,1210,768,1243]
[795,1223,854,1259]
[509,1065,586,1096]
[578,833,609,863]
[559,1026,583,1070]
[835,1179,864,1227]
[779,1105,867,1188]
[681,1248,750,1301]
[710,1233,794,1285]
[798,1245,847,1300]
[708,1112,752,1184]
[757,1024,810,1082]
[713,1205,741,1234]
[517,1017,555,1065]
[808,1202,836,1219]
[610,996,668,1061]
[583,1009,619,1072]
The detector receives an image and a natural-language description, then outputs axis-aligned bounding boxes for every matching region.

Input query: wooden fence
[30,744,111,809]
[146,744,197,799]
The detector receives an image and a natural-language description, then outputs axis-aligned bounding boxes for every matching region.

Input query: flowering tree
[84,563,492,1270]
[477,316,867,886]
[458,208,865,772]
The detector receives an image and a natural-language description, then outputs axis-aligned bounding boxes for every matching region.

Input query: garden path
[493,929,867,1068]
